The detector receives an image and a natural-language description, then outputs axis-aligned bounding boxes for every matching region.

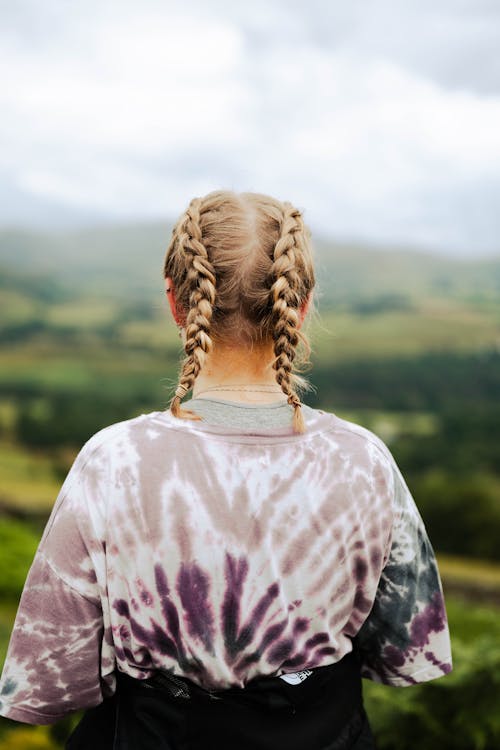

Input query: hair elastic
[175,384,189,398]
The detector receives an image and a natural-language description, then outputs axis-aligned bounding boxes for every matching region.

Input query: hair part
[163,190,317,434]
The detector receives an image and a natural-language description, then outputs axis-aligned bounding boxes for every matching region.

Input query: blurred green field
[315,303,500,361]
[0,226,499,748]
[0,442,62,511]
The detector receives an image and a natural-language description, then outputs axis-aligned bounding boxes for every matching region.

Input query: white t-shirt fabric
[0,399,452,724]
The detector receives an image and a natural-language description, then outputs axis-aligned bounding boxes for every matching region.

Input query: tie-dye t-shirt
[0,402,452,725]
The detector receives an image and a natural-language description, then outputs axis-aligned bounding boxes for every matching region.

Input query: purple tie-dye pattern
[177,562,215,654]
[153,564,184,657]
[111,551,338,683]
[222,556,285,666]
[354,462,453,686]
[112,564,210,675]
[424,650,453,675]
[221,553,250,660]
[0,408,452,724]
[410,591,447,648]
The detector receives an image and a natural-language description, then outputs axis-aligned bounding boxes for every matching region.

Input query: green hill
[1,224,499,307]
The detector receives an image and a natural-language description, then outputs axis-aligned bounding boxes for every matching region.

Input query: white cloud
[0,0,499,256]
[0,11,246,151]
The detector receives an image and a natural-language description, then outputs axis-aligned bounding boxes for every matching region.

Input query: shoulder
[75,411,163,468]
[47,412,165,519]
[309,411,425,539]
[319,410,395,464]
[302,409,398,493]
[313,409,400,496]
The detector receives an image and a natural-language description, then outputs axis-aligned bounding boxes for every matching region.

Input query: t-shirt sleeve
[353,453,453,686]
[0,434,116,724]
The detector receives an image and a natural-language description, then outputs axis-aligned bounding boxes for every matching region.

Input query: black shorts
[66,651,376,750]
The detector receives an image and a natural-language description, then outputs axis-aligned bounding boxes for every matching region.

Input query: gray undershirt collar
[182,397,316,429]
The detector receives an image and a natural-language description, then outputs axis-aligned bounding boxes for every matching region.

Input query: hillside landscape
[0,223,499,749]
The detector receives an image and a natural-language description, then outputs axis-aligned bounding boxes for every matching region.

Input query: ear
[298,291,313,328]
[164,277,184,326]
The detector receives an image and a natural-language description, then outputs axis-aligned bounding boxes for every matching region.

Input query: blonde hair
[163,190,316,434]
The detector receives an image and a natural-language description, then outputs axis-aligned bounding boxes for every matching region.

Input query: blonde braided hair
[168,197,216,422]
[163,190,316,434]
[269,202,309,433]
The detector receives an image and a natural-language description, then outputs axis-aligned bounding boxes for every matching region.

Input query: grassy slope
[1,226,499,748]
[312,304,498,362]
[1,223,499,304]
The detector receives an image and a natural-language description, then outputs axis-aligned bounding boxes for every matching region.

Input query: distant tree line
[307,349,499,413]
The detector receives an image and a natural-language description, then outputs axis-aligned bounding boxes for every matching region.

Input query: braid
[164,190,315,432]
[169,197,217,421]
[269,202,307,434]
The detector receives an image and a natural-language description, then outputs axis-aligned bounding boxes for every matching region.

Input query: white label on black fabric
[278,669,313,685]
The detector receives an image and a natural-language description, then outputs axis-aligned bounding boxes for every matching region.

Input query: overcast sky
[1,0,499,257]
